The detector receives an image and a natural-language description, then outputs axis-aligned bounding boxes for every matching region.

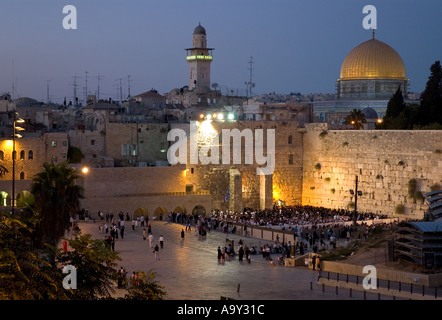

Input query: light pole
[12,112,25,214]
[349,175,363,226]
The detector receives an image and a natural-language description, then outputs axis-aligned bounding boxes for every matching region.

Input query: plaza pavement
[73,219,388,300]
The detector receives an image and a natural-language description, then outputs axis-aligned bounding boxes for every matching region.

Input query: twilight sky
[0,0,441,104]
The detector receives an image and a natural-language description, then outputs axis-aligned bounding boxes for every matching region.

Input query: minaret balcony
[186,55,213,61]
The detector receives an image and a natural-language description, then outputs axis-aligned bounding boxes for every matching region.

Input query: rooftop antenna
[72,75,82,106]
[115,78,123,101]
[372,29,375,40]
[46,80,51,104]
[245,56,255,98]
[85,71,89,102]
[96,73,103,100]
[127,75,131,99]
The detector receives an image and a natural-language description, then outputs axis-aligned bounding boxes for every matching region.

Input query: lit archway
[0,191,8,207]
[133,207,148,219]
[192,205,206,216]
[174,205,186,214]
[154,206,168,220]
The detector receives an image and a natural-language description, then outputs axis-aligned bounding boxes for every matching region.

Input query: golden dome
[339,38,406,80]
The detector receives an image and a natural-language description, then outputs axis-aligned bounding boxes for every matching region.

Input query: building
[313,33,416,124]
[186,23,214,90]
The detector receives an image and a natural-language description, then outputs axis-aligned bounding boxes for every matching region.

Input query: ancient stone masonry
[302,123,442,219]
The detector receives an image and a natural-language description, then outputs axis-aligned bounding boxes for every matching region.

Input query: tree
[0,212,68,300]
[385,86,406,119]
[53,233,121,300]
[344,109,367,130]
[30,161,83,249]
[124,269,166,300]
[380,88,419,129]
[418,60,442,126]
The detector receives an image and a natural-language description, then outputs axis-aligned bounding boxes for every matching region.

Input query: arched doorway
[0,191,8,207]
[154,206,168,220]
[174,206,186,214]
[133,207,148,219]
[192,205,206,216]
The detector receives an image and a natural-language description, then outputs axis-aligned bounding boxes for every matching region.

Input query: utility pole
[350,175,363,226]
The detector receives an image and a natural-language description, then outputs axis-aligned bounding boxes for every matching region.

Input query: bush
[395,204,405,215]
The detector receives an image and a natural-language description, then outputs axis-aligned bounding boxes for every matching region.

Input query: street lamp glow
[228,113,234,120]
[82,167,89,174]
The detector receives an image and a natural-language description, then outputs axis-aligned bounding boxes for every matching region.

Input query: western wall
[301,123,442,219]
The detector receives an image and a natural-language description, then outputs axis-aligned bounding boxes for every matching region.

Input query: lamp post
[12,112,25,214]
[349,175,363,226]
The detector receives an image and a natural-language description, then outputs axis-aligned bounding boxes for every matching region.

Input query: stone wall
[182,120,304,211]
[302,123,442,219]
[77,164,212,217]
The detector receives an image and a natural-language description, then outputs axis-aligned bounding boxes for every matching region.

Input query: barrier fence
[313,270,441,300]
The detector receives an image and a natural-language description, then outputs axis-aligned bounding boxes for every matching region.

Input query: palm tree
[344,109,367,130]
[30,161,83,249]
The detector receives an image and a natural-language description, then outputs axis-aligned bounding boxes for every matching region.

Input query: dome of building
[361,107,378,119]
[339,38,406,81]
[193,23,206,35]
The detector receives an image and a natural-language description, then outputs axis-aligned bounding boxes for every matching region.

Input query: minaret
[186,23,214,90]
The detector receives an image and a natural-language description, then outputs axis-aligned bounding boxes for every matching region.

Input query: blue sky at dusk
[0,0,441,103]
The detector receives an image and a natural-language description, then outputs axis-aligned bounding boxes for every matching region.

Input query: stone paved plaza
[73,219,392,300]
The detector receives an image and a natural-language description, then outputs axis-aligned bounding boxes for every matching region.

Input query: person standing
[159,235,164,249]
[238,245,244,261]
[154,244,160,260]
[217,246,223,262]
[181,229,185,241]
[142,228,147,241]
[148,233,155,248]
[120,226,125,239]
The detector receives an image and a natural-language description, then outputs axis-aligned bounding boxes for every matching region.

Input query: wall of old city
[183,120,304,211]
[301,123,442,219]
[78,164,212,217]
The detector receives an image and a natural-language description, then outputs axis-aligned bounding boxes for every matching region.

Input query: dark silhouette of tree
[344,109,367,130]
[418,60,442,126]
[0,212,68,300]
[30,161,83,249]
[53,233,121,300]
[379,87,418,129]
[385,86,406,118]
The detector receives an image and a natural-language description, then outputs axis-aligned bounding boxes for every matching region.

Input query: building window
[28,150,33,160]
[62,141,67,146]
[51,141,57,147]
[288,135,293,144]
[20,172,25,180]
[91,139,95,145]
[0,150,3,160]
[20,150,25,160]
[289,154,294,165]
[190,168,194,174]
[121,144,137,156]
[52,156,57,162]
